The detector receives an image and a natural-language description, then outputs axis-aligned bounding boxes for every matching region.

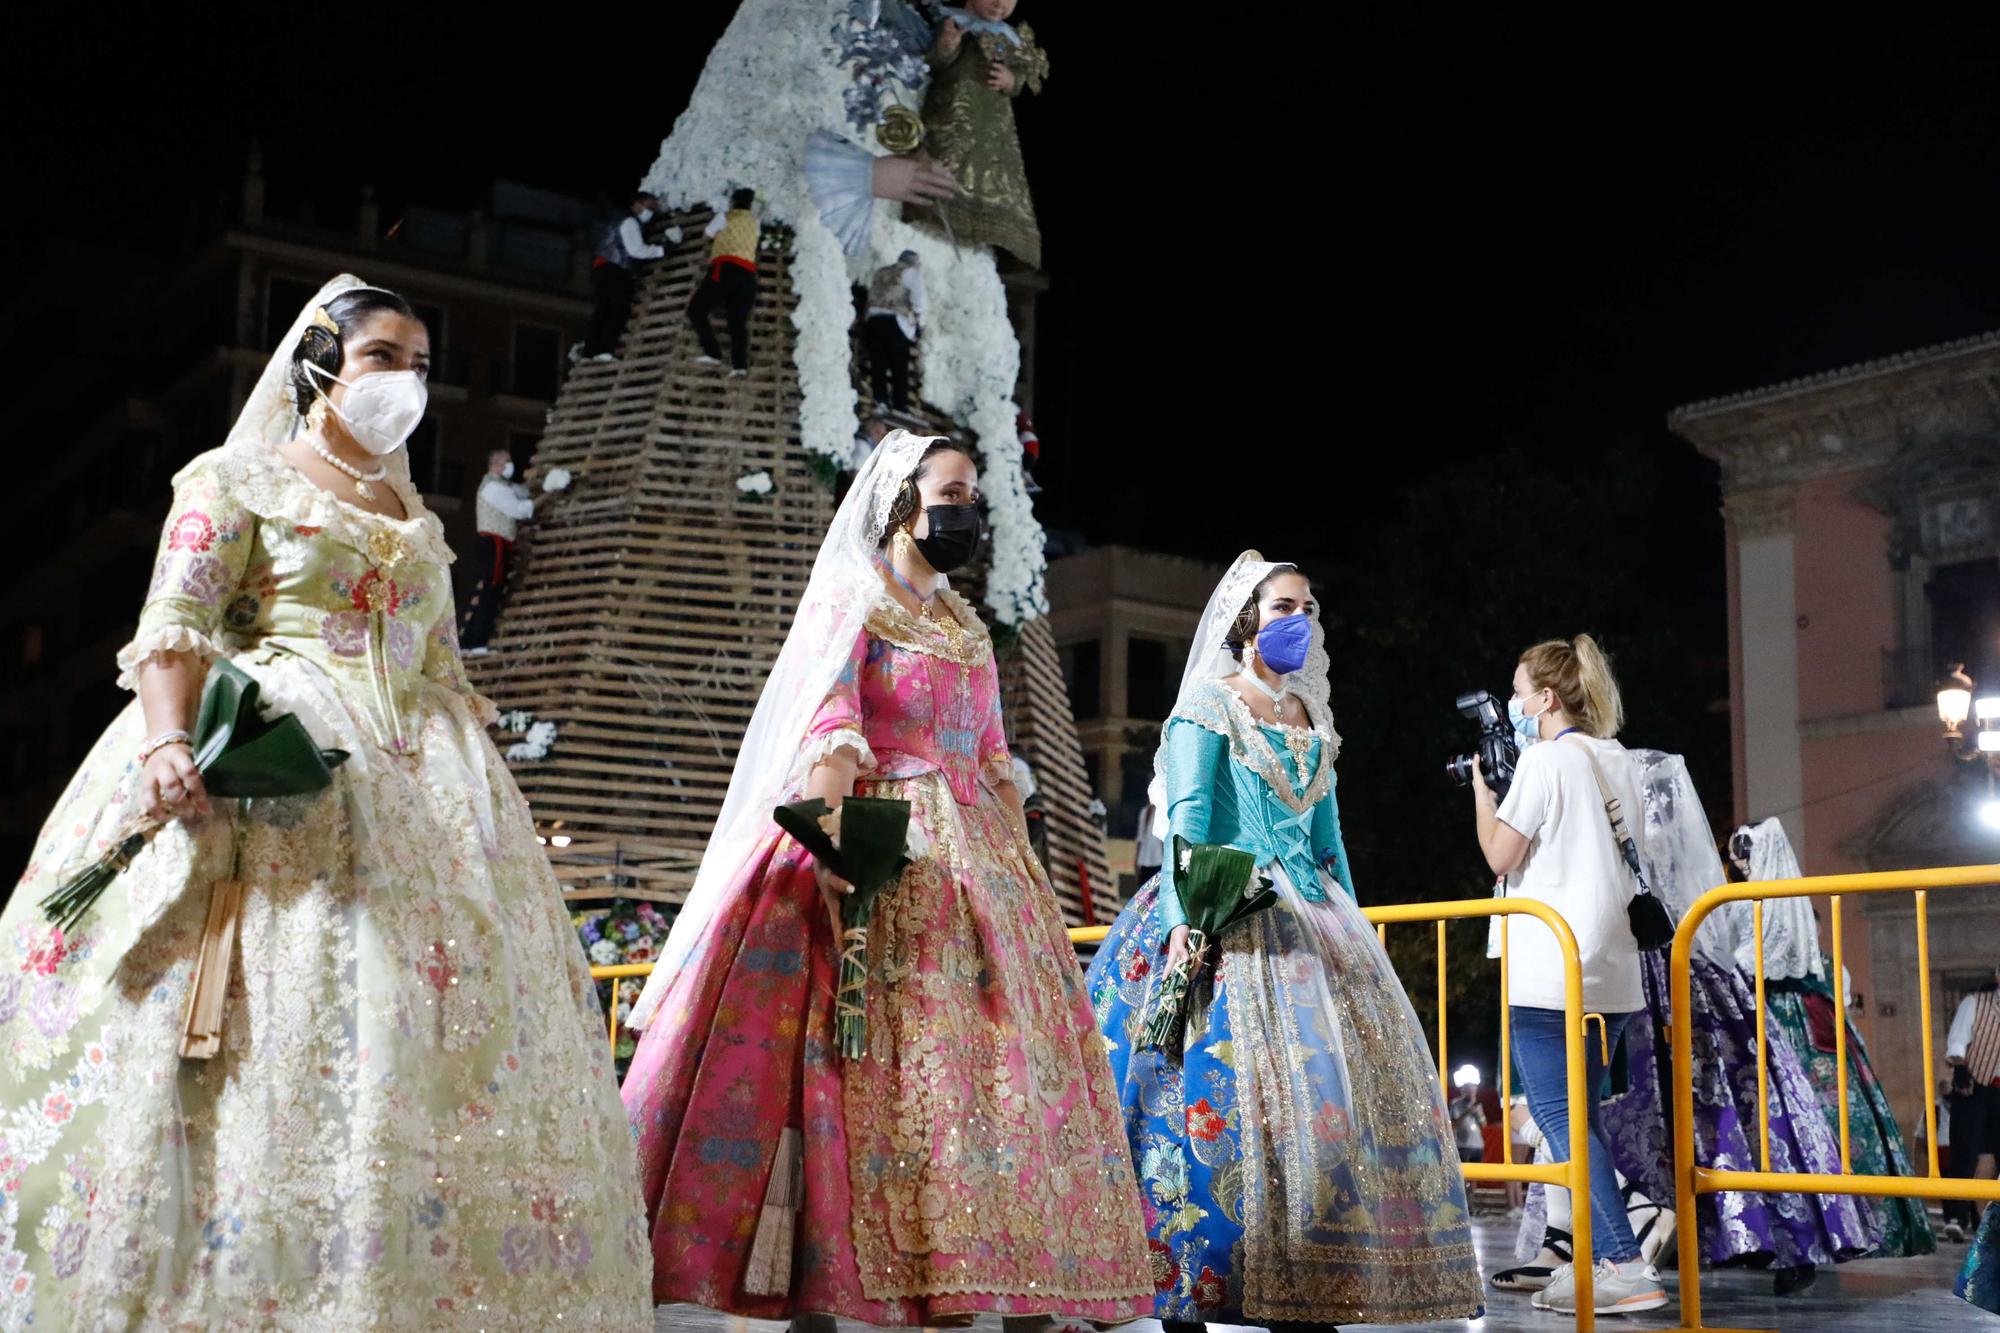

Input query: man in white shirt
[1133,800,1163,884]
[850,416,889,472]
[462,451,537,655]
[863,250,926,413]
[1944,973,2000,1226]
[583,192,670,362]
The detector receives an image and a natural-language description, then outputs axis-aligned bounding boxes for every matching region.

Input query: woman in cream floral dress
[0,276,649,1328]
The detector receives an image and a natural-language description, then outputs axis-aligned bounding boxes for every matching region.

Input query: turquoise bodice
[1156,678,1353,931]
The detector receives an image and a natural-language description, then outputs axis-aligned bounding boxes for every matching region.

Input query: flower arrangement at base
[573,899,674,1062]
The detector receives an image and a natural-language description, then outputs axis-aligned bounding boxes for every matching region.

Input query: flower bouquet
[772,795,923,1060]
[41,659,348,1058]
[42,658,349,933]
[1139,835,1277,1053]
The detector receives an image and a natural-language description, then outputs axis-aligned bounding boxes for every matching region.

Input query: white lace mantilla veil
[627,428,943,1030]
[1145,550,1336,839]
[1629,749,1737,965]
[221,272,418,495]
[1732,815,1822,983]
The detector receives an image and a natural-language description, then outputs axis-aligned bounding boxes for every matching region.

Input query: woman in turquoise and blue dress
[1085,552,1482,1332]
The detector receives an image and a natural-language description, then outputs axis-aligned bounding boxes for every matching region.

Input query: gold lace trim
[184,445,455,573]
[864,590,993,668]
[1171,679,1337,816]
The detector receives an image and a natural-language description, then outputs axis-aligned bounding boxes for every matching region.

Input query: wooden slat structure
[468,210,1113,923]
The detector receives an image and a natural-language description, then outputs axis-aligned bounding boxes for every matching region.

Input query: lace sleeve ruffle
[464,690,500,729]
[980,751,1014,790]
[114,624,230,692]
[798,727,876,776]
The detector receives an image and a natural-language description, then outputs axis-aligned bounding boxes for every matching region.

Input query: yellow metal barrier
[592,899,1602,1327]
[1668,863,2000,1332]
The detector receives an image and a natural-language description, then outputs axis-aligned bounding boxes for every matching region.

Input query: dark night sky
[9,13,2000,775]
[12,14,2000,547]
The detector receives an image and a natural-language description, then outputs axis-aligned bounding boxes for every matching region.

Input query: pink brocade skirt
[619,772,1153,1324]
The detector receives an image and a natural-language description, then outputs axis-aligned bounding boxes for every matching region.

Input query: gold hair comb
[309,306,339,336]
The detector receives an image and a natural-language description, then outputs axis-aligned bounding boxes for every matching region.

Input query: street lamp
[1939,664,1974,740]
[1937,665,2000,830]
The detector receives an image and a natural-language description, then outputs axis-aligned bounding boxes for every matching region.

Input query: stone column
[1727,486,1807,857]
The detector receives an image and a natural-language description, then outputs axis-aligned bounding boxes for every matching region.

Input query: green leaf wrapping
[1136,836,1281,1053]
[39,660,351,933]
[772,796,913,1061]
[1139,928,1206,1051]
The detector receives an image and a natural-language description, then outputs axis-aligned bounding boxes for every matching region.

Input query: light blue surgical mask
[1508,692,1547,749]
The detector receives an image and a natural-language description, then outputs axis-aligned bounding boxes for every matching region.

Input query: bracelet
[137,730,193,765]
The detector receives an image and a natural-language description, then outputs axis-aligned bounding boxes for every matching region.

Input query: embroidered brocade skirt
[1085,868,1482,1326]
[1517,952,1878,1268]
[0,655,649,1329]
[620,770,1152,1324]
[1764,983,1935,1258]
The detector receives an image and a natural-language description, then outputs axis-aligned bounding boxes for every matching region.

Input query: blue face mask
[1255,613,1313,676]
[1508,693,1546,748]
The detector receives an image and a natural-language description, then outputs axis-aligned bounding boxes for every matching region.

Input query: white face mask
[500,461,515,479]
[637,207,655,223]
[305,361,427,456]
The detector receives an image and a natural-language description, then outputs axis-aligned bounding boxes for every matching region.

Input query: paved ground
[649,1211,2000,1332]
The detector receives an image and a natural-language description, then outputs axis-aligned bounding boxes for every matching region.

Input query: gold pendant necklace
[923,598,965,655]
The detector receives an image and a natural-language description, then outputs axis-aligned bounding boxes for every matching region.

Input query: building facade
[0,154,598,871]
[1670,331,2000,1143]
[1046,545,1222,891]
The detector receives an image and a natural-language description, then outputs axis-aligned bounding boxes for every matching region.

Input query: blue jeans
[1511,1005,1641,1263]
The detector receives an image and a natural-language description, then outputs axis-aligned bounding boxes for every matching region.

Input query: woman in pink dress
[620,429,1151,1328]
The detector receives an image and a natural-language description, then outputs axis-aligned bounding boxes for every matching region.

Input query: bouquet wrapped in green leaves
[43,659,349,934]
[1140,835,1277,1052]
[773,795,922,1060]
[41,659,348,1059]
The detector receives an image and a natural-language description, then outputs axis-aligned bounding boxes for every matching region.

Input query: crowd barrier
[1666,863,2000,1331]
[592,895,1608,1328]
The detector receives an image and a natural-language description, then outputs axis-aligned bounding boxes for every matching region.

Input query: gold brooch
[365,527,411,571]
[309,306,340,337]
[876,105,924,154]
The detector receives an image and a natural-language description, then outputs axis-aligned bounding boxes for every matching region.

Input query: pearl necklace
[308,436,388,500]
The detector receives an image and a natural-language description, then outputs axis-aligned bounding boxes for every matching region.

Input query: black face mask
[913,502,985,574]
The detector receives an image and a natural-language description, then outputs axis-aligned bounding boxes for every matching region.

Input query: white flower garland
[637,0,1046,624]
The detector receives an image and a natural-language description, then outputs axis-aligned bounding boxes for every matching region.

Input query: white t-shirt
[1495,734,1645,1013]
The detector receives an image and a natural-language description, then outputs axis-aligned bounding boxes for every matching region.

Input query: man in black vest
[583,192,671,362]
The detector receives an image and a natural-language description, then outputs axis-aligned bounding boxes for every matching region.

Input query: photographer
[1470,635,1665,1316]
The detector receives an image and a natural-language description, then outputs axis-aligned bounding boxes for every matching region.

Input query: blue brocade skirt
[1084,866,1483,1326]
